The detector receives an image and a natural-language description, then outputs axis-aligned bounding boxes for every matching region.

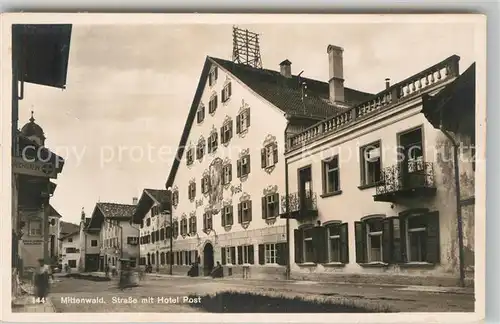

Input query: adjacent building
[161,46,372,279]
[282,52,475,287]
[87,201,139,270]
[60,230,80,270]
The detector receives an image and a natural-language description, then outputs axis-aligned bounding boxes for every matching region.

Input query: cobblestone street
[48,274,475,313]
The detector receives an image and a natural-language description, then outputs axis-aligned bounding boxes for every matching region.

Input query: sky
[17,22,478,225]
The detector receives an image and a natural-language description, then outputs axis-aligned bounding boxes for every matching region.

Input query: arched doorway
[203,242,214,276]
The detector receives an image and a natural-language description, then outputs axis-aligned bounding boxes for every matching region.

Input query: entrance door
[203,243,214,276]
[398,128,424,189]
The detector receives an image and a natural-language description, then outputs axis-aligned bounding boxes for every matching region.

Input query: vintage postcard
[1,13,486,323]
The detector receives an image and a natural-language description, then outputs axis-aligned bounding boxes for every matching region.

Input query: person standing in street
[33,258,50,303]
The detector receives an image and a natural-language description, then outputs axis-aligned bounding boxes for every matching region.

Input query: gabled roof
[60,221,79,235]
[59,230,79,241]
[132,188,171,224]
[48,204,62,218]
[165,56,372,189]
[87,202,136,229]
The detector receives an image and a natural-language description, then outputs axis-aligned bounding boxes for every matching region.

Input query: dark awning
[12,24,72,89]
[422,63,475,137]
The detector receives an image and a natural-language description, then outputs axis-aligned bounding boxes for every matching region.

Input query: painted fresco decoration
[262,134,278,174]
[263,185,278,196]
[171,185,179,209]
[209,157,224,213]
[202,169,210,198]
[230,183,242,196]
[237,99,250,138]
[238,148,250,182]
[195,198,204,208]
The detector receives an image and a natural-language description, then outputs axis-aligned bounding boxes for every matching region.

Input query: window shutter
[193,218,197,233]
[312,226,327,263]
[221,248,226,265]
[261,148,267,168]
[214,132,218,147]
[208,138,212,153]
[215,95,218,109]
[261,196,267,219]
[228,82,232,97]
[246,109,251,127]
[229,205,234,225]
[214,67,218,80]
[426,211,440,264]
[237,246,243,265]
[231,247,236,264]
[236,115,241,134]
[247,155,251,174]
[229,121,233,140]
[339,223,349,263]
[294,229,303,264]
[228,164,232,182]
[354,221,367,263]
[197,110,201,123]
[274,193,280,217]
[203,214,207,231]
[277,242,288,266]
[237,159,242,178]
[273,143,279,164]
[201,178,205,194]
[388,217,402,263]
[221,89,225,102]
[220,126,224,144]
[248,200,253,222]
[248,245,255,264]
[193,183,197,198]
[221,210,226,227]
[201,107,205,120]
[399,216,407,262]
[382,218,392,264]
[258,244,265,265]
[237,203,242,223]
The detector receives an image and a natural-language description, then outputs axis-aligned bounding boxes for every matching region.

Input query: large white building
[283,53,475,287]
[159,46,372,279]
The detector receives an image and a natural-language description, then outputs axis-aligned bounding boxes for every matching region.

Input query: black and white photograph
[2,13,485,322]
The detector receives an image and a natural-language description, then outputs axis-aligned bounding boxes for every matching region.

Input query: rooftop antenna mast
[232,26,263,69]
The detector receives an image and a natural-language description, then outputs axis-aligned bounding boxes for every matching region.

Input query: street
[48,274,475,313]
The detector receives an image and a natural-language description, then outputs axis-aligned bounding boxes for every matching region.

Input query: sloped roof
[132,188,171,224]
[165,56,372,189]
[60,221,79,235]
[210,57,372,119]
[144,189,170,204]
[48,204,62,218]
[60,230,79,241]
[97,202,136,219]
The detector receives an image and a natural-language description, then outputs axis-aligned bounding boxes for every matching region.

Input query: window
[146,218,151,227]
[265,243,277,264]
[140,220,144,229]
[237,155,251,178]
[222,163,232,185]
[294,224,348,264]
[67,237,73,243]
[209,67,218,86]
[407,215,428,262]
[221,121,233,144]
[68,260,77,268]
[222,82,232,102]
[366,218,383,262]
[66,247,78,253]
[197,138,205,160]
[221,205,234,227]
[165,226,172,239]
[188,182,196,200]
[186,147,194,166]
[398,128,424,189]
[237,200,252,223]
[208,132,218,153]
[172,190,179,207]
[91,240,98,247]
[201,175,210,194]
[221,246,236,265]
[203,212,213,231]
[180,219,188,236]
[209,95,218,114]
[151,206,159,217]
[322,155,340,194]
[261,143,278,169]
[360,141,382,186]
[236,109,251,134]
[189,216,197,235]
[326,224,341,262]
[29,220,41,236]
[237,245,254,264]
[197,105,205,123]
[303,228,315,263]
[261,193,279,219]
[127,237,138,245]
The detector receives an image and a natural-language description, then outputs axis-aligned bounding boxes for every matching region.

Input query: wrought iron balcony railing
[280,191,318,219]
[374,161,436,202]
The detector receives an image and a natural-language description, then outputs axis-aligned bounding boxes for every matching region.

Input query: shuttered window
[237,155,251,178]
[221,205,234,227]
[220,121,233,144]
[261,143,278,169]
[236,108,251,134]
[222,82,232,102]
[261,193,280,219]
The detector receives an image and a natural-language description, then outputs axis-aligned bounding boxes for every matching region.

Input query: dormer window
[208,131,218,153]
[222,82,232,103]
[237,155,251,178]
[209,94,218,114]
[220,120,233,144]
[222,163,232,185]
[261,142,278,169]
[197,104,205,123]
[209,66,218,86]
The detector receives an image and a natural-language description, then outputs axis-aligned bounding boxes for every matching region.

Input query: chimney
[132,197,138,205]
[385,78,391,89]
[279,59,292,78]
[327,45,344,103]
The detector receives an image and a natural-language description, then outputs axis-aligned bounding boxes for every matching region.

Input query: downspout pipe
[440,128,466,288]
[284,114,291,280]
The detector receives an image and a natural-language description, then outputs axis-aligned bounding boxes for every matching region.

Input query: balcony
[279,191,318,220]
[374,161,437,203]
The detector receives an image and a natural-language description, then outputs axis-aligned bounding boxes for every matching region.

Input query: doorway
[298,166,312,209]
[203,242,214,276]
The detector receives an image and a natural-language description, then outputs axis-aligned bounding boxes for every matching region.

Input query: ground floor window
[221,247,236,265]
[237,245,254,264]
[265,243,277,264]
[407,214,430,262]
[294,223,348,264]
[68,260,77,268]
